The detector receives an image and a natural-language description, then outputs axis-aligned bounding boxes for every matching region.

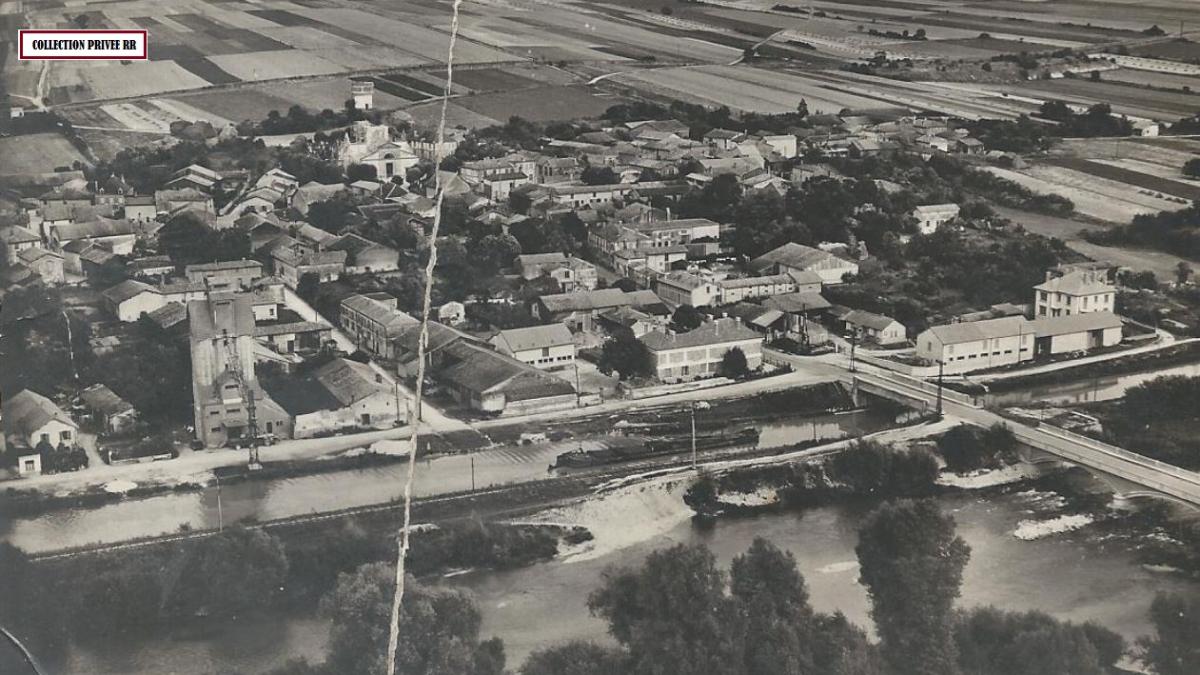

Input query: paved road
[855,369,1200,507]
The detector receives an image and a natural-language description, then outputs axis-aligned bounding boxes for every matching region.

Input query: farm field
[611,64,884,114]
[987,78,1200,120]
[1047,157,1200,202]
[77,129,170,162]
[454,84,625,123]
[1058,136,1200,169]
[997,206,1192,280]
[982,164,1167,223]
[406,100,503,131]
[1130,39,1200,63]
[0,133,88,175]
[1098,68,1200,93]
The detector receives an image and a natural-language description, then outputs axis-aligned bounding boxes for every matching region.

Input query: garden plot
[207,50,346,81]
[151,98,235,129]
[100,103,177,133]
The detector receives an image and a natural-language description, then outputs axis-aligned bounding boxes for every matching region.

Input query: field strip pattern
[100,103,175,133]
[151,98,235,129]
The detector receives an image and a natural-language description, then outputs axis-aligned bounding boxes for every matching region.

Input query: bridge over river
[851,370,1200,508]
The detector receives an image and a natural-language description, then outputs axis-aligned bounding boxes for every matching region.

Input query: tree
[731,538,817,675]
[159,213,250,265]
[1139,593,1200,675]
[597,334,654,380]
[671,304,705,332]
[581,165,619,186]
[297,272,321,304]
[1184,158,1200,178]
[796,98,809,118]
[521,641,627,675]
[957,607,1124,675]
[470,233,522,275]
[936,424,1016,474]
[308,197,356,234]
[1176,261,1193,284]
[720,346,750,379]
[321,562,505,675]
[174,526,289,618]
[611,278,639,293]
[588,544,742,675]
[683,475,720,516]
[856,499,971,675]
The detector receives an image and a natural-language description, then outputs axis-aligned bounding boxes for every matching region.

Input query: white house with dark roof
[837,309,906,345]
[654,270,720,308]
[48,217,136,255]
[17,247,64,285]
[641,318,763,383]
[916,316,1035,374]
[1031,312,1123,357]
[490,323,575,371]
[749,242,858,285]
[1,225,42,262]
[1034,269,1115,317]
[2,389,78,450]
[912,203,960,235]
[102,279,165,322]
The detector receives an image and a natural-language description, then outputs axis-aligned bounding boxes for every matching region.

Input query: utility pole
[573,357,582,407]
[215,474,223,532]
[470,455,476,492]
[62,310,77,382]
[849,328,858,373]
[690,401,698,471]
[935,358,945,418]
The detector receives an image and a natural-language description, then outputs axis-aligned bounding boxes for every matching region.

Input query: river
[0,408,893,554]
[49,479,1200,675]
[981,361,1200,408]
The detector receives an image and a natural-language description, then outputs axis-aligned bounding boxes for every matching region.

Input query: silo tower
[351,78,375,110]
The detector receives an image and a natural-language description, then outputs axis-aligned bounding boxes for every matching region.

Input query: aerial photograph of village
[4,0,1200,672]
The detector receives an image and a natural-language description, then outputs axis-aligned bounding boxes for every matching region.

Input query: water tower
[350,78,375,110]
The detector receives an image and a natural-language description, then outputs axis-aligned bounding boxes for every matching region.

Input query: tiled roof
[495,323,573,352]
[924,316,1032,345]
[53,217,135,241]
[641,318,760,352]
[2,389,76,439]
[750,242,845,273]
[763,292,831,314]
[1034,271,1113,297]
[1032,311,1123,338]
[102,279,159,304]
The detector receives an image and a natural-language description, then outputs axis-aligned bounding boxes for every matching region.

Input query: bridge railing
[856,372,981,408]
[1031,424,1200,487]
